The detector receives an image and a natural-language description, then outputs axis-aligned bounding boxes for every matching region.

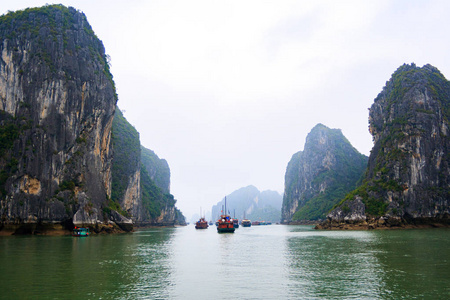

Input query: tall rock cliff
[320,64,450,229]
[111,109,141,221]
[0,5,118,233]
[141,146,170,194]
[111,108,185,226]
[281,124,368,223]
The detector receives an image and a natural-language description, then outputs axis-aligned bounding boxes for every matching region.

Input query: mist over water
[1,226,449,299]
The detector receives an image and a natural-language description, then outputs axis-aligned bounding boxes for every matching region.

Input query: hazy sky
[3,0,450,220]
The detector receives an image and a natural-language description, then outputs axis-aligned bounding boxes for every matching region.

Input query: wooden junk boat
[217,197,235,233]
[241,211,251,227]
[241,219,251,227]
[217,214,235,233]
[195,217,209,229]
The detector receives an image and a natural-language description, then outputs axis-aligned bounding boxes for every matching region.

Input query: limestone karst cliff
[0,5,117,233]
[111,108,185,226]
[0,5,185,234]
[141,146,170,194]
[319,64,450,229]
[281,124,368,223]
[111,108,141,223]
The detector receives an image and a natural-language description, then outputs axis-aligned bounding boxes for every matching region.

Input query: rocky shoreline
[315,216,450,230]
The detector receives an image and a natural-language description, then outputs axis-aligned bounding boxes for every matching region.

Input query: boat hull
[217,227,235,233]
[195,223,208,229]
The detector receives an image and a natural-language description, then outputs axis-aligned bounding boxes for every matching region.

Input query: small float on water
[72,227,89,237]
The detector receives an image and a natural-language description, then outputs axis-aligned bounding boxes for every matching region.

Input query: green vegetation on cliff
[141,146,170,193]
[283,124,368,222]
[111,109,140,207]
[330,64,450,222]
[140,164,175,219]
[111,108,183,223]
[0,4,117,100]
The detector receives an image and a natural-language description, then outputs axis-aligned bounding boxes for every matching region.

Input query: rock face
[211,185,282,223]
[141,146,170,194]
[111,108,185,226]
[0,5,185,234]
[320,64,450,229]
[281,124,368,223]
[111,109,141,221]
[0,5,118,233]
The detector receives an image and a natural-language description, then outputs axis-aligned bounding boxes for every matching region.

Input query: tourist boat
[72,227,89,237]
[232,209,239,228]
[217,197,235,233]
[232,218,239,228]
[195,217,209,229]
[241,219,251,227]
[217,215,235,233]
[241,211,251,227]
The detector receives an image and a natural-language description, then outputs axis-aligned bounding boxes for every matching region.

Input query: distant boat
[241,219,251,227]
[195,217,209,229]
[217,196,235,233]
[232,209,239,228]
[232,218,239,228]
[195,207,209,229]
[241,211,251,227]
[72,227,89,237]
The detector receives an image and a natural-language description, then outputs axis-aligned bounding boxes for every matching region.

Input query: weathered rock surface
[0,5,118,234]
[281,124,368,223]
[319,64,450,229]
[0,5,185,234]
[111,108,142,221]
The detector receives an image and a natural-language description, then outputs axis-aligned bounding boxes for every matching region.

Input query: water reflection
[125,228,176,299]
[371,229,450,299]
[285,227,384,299]
[1,226,449,299]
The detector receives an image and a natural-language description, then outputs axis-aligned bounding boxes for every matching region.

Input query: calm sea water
[0,225,449,299]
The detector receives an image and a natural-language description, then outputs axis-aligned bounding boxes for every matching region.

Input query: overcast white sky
[3,0,450,220]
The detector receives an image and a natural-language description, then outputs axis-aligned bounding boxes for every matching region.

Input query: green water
[0,225,449,299]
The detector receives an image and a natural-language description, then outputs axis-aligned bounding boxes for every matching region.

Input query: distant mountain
[282,124,368,223]
[319,64,450,229]
[211,185,282,223]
